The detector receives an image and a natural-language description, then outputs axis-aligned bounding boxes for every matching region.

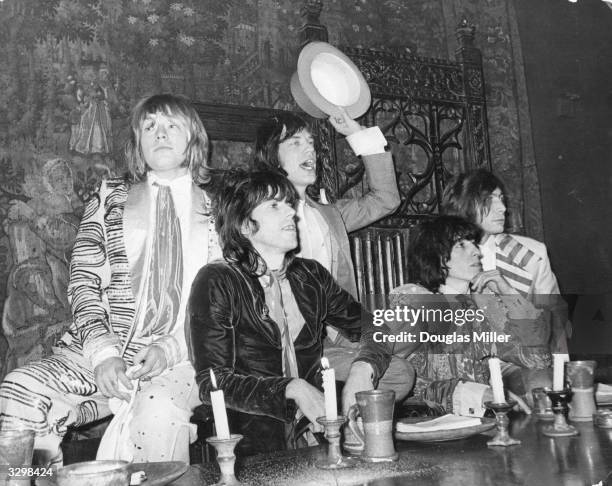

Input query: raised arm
[328,108,400,233]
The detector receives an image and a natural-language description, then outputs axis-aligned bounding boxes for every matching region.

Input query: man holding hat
[253,109,414,408]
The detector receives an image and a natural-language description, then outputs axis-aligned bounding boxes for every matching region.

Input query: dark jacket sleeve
[311,260,392,385]
[188,263,296,422]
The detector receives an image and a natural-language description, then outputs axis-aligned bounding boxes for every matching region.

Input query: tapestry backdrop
[0,0,534,380]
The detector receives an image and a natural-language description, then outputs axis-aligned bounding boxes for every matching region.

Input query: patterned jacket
[389,283,551,415]
[64,177,213,369]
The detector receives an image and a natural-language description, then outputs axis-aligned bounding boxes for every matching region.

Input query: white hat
[290,41,371,119]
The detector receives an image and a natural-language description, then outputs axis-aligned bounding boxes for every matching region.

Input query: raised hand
[470,269,518,295]
[328,106,363,137]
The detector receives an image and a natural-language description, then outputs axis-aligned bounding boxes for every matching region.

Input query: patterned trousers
[0,350,200,464]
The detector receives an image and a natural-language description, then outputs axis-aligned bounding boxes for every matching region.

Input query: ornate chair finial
[456,19,476,49]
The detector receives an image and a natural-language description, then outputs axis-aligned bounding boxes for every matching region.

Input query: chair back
[351,228,410,312]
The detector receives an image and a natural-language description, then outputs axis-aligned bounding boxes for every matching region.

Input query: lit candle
[209,369,231,439]
[321,357,338,420]
[488,357,506,404]
[553,354,569,391]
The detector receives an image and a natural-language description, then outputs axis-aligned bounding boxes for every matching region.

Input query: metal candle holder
[206,434,243,486]
[484,400,521,447]
[315,415,356,469]
[542,389,579,438]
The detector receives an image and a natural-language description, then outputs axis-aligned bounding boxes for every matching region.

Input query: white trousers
[0,351,200,464]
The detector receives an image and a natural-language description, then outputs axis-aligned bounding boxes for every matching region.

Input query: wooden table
[173,415,612,485]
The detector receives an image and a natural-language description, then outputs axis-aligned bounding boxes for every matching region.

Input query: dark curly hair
[441,169,506,226]
[214,170,299,276]
[253,112,322,200]
[409,216,482,292]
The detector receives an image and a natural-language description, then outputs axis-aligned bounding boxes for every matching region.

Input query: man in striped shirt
[0,94,218,465]
[442,169,571,401]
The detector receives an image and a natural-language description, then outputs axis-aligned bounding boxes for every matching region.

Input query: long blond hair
[124,93,210,183]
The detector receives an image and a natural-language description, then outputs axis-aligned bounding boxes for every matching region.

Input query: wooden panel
[193,102,291,142]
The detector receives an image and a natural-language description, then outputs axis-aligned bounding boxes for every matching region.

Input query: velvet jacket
[188,258,391,455]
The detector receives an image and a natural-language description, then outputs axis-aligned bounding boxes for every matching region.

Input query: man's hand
[130,345,168,381]
[94,356,132,401]
[471,270,518,295]
[285,378,325,432]
[341,361,374,415]
[328,106,362,137]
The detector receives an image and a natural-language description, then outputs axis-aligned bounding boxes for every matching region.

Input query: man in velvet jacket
[188,171,393,455]
[253,110,413,403]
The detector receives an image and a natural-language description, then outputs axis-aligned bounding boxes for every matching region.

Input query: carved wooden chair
[335,23,492,310]
[351,228,407,311]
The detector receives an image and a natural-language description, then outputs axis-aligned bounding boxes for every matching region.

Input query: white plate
[394,417,495,442]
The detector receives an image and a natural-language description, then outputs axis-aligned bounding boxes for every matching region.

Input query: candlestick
[210,369,231,440]
[484,400,521,447]
[542,388,579,438]
[315,416,356,469]
[321,357,338,420]
[206,434,243,486]
[532,387,554,421]
[488,357,506,404]
[553,354,569,391]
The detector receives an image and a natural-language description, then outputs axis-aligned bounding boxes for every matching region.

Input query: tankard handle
[347,403,365,447]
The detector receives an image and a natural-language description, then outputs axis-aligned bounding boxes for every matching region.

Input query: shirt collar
[258,262,288,288]
[147,170,191,189]
[481,234,497,249]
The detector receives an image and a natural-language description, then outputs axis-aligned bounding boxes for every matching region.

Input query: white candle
[321,357,338,420]
[553,354,569,391]
[209,369,231,439]
[488,357,506,404]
